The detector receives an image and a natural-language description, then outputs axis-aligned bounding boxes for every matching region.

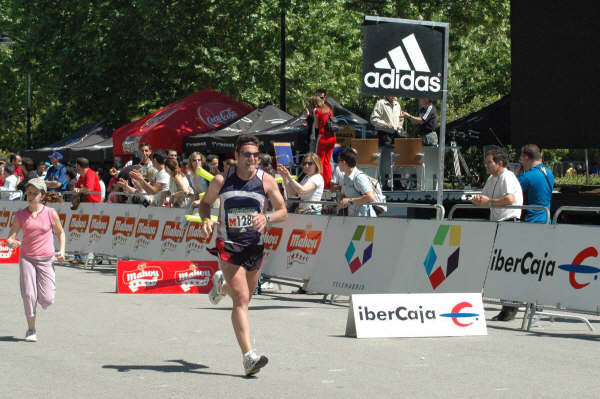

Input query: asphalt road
[1,263,599,399]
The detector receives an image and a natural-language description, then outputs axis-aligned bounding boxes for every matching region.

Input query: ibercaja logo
[134,216,159,250]
[174,263,213,293]
[123,263,163,293]
[112,214,136,248]
[0,210,11,228]
[68,213,90,241]
[88,213,110,244]
[184,222,214,255]
[263,227,283,256]
[286,226,322,267]
[161,219,186,253]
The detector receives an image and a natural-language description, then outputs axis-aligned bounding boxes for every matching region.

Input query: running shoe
[243,351,269,376]
[24,329,37,342]
[208,270,225,305]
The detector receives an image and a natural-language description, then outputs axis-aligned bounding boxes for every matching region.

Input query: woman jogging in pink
[6,177,66,342]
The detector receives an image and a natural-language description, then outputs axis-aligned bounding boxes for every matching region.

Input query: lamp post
[1,32,32,149]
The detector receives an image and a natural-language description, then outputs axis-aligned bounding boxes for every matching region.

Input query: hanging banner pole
[437,25,449,211]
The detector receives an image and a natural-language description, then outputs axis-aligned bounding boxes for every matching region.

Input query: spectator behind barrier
[0,164,20,200]
[188,152,208,196]
[45,151,68,192]
[74,157,102,203]
[338,147,377,217]
[278,152,324,215]
[165,158,193,208]
[129,150,169,206]
[16,157,38,193]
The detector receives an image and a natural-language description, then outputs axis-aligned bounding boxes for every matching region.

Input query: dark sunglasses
[241,151,261,158]
[301,162,314,166]
[190,159,202,162]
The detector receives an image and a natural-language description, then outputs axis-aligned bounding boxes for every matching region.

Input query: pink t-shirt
[15,206,56,258]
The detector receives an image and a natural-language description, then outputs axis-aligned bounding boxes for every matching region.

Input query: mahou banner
[117,260,219,294]
[0,238,19,264]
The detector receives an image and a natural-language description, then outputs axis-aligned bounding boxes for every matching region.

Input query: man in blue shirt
[517,144,554,224]
[45,151,68,192]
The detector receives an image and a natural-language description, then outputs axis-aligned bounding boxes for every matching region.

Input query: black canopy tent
[67,129,113,164]
[183,99,378,158]
[183,104,294,155]
[442,95,511,147]
[22,121,113,163]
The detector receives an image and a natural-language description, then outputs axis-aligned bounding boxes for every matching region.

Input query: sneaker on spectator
[25,329,37,342]
[243,350,268,376]
[208,270,226,305]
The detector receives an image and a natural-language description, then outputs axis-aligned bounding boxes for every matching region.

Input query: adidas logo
[363,33,441,93]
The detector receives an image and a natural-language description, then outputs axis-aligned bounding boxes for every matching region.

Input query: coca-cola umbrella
[112,89,253,158]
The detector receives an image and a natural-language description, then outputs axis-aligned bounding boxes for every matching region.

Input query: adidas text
[364,69,441,92]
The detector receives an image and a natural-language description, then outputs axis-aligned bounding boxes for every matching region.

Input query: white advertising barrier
[389,220,497,294]
[346,293,487,338]
[261,214,329,281]
[307,216,409,295]
[307,217,497,296]
[484,223,600,313]
[0,201,25,237]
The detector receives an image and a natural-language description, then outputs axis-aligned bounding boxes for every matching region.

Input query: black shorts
[209,238,264,271]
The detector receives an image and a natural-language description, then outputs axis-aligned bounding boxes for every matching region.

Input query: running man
[200,134,287,376]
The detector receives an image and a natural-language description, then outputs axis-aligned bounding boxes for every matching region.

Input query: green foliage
[555,174,600,186]
[1,0,511,153]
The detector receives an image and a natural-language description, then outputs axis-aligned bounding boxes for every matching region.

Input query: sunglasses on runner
[241,151,261,158]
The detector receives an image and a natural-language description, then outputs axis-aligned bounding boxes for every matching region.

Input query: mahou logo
[264,227,283,256]
[123,263,163,293]
[89,215,110,234]
[264,227,283,250]
[0,210,11,228]
[161,220,185,253]
[287,227,322,266]
[113,216,136,237]
[58,213,67,227]
[135,218,159,240]
[197,103,241,128]
[174,264,211,292]
[162,221,185,243]
[69,214,90,233]
[184,222,213,254]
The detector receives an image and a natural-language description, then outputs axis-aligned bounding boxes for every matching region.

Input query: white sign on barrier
[0,202,24,238]
[390,220,497,294]
[346,293,487,338]
[484,223,600,313]
[307,216,409,295]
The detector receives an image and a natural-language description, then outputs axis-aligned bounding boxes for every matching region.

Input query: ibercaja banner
[117,260,219,294]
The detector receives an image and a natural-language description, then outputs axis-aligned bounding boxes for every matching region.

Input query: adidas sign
[363,33,441,93]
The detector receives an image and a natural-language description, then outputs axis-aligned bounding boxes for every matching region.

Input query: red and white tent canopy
[113,89,253,157]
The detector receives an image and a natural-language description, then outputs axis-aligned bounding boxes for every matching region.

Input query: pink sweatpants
[19,256,56,317]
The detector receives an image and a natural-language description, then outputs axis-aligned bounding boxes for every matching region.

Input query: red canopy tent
[112,89,253,158]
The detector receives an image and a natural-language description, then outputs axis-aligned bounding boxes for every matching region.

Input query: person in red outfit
[74,157,101,203]
[315,97,335,189]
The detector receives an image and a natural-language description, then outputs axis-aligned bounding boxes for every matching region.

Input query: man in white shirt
[129,150,170,206]
[472,149,523,322]
[370,96,404,189]
[472,149,523,222]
